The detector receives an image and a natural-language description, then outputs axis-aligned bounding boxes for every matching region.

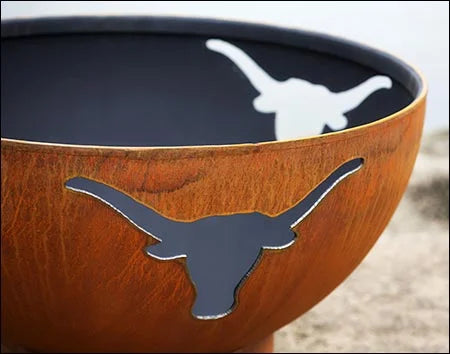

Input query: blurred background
[1,1,448,352]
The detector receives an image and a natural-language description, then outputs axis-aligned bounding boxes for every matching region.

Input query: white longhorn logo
[206,39,392,140]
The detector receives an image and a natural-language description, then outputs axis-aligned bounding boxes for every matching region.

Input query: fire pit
[1,16,426,353]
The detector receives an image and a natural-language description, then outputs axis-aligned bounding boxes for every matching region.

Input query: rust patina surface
[1,94,425,352]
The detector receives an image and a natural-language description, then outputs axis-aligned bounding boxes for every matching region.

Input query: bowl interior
[1,21,418,146]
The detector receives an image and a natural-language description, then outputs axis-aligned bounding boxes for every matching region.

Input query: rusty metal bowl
[1,16,426,353]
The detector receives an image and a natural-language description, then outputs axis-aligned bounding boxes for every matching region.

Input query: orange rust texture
[1,98,425,352]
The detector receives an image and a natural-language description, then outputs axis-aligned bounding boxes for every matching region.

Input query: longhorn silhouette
[65,158,363,319]
[206,39,392,140]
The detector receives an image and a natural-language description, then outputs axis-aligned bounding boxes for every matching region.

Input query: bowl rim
[0,15,428,151]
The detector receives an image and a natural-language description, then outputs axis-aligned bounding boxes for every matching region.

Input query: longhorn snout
[190,273,238,320]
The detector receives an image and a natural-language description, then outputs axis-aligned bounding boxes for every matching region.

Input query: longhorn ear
[144,242,186,260]
[253,95,277,113]
[262,230,296,250]
[326,114,348,131]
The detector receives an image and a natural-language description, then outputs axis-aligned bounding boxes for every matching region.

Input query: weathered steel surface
[1,96,426,352]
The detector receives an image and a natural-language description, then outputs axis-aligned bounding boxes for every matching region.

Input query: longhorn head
[206,39,392,140]
[65,158,363,319]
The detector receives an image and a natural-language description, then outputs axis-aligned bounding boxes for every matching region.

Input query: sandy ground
[274,130,449,353]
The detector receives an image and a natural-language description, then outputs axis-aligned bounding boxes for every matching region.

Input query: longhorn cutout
[206,39,392,140]
[65,158,363,319]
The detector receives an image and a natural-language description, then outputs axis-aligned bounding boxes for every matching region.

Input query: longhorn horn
[65,177,181,242]
[275,158,364,229]
[206,38,280,93]
[336,75,392,113]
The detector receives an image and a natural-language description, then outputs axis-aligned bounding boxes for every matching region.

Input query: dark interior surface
[1,17,418,146]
